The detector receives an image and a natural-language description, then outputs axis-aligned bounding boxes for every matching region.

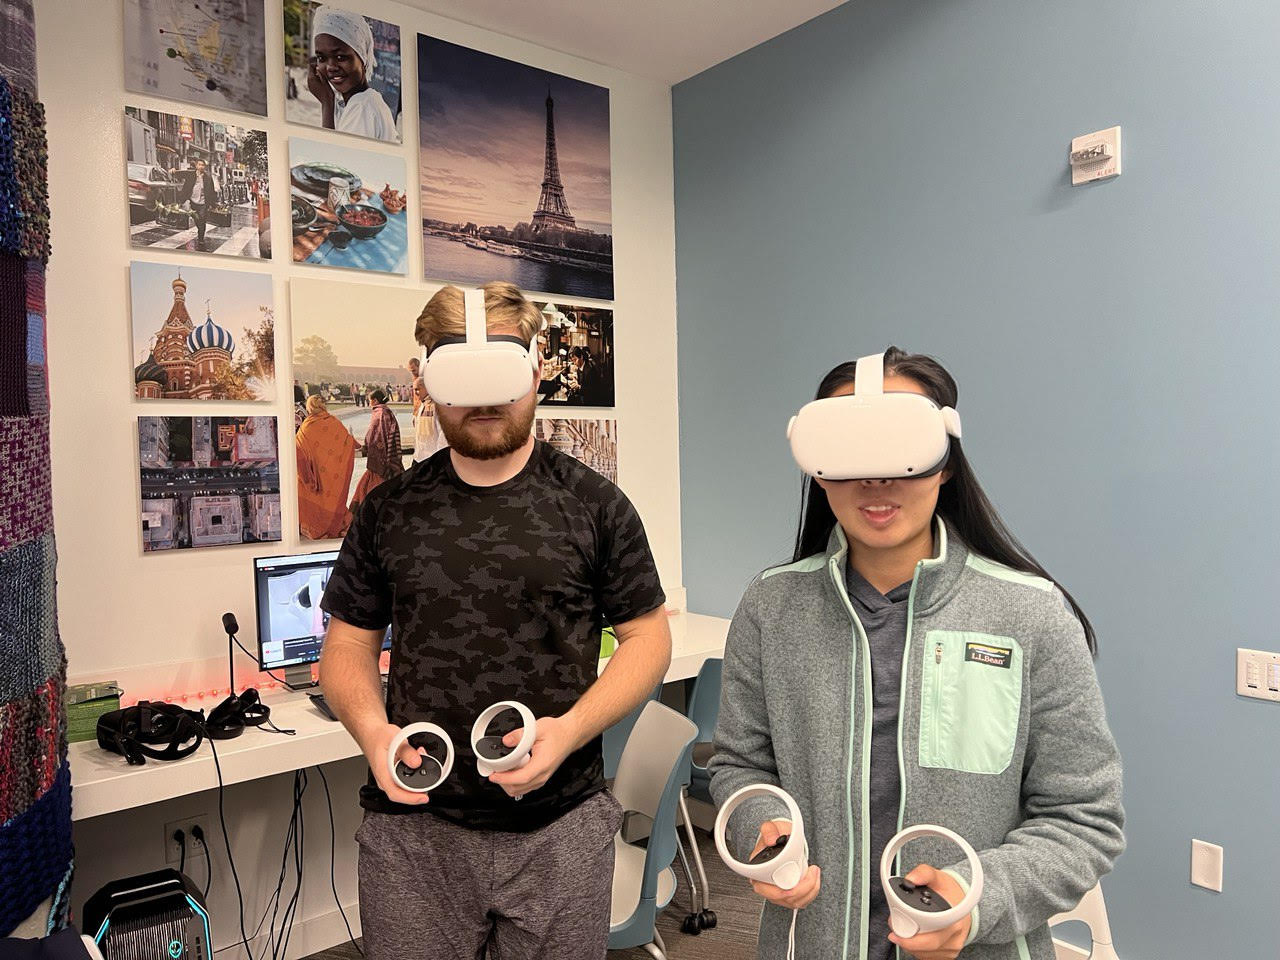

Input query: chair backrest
[612,701,698,900]
[602,683,661,781]
[686,657,723,744]
[1049,883,1119,960]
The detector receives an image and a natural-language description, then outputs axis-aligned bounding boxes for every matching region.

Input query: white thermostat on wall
[1069,126,1121,185]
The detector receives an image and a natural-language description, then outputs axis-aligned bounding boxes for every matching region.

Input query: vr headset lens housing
[422,288,540,407]
[786,353,961,480]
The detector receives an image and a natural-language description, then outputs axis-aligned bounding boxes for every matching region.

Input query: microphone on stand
[222,612,239,695]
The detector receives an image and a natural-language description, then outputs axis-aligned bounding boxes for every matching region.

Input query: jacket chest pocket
[918,630,1023,775]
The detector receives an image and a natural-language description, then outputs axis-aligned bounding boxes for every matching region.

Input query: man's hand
[364,723,431,806]
[887,864,971,960]
[747,819,821,909]
[485,714,582,797]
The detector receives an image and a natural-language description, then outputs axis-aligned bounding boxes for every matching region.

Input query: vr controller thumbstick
[470,701,537,778]
[713,784,810,891]
[387,722,454,793]
[879,824,983,939]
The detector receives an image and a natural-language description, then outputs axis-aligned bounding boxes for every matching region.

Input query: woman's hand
[747,819,821,909]
[306,58,335,107]
[887,864,971,960]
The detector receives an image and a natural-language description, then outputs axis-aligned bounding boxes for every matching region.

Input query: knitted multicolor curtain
[0,1,73,938]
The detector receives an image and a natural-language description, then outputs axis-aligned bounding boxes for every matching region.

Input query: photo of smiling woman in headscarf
[284,3,402,143]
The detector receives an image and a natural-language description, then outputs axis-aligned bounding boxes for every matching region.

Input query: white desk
[70,612,729,822]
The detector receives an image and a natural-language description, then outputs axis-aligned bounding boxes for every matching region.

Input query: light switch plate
[1190,839,1223,892]
[1236,648,1280,702]
[1070,126,1122,185]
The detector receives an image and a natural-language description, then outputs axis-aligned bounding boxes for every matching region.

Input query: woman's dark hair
[793,346,1097,654]
[369,388,388,404]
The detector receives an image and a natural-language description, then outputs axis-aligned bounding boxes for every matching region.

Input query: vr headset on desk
[96,701,205,765]
[96,689,273,764]
[787,352,962,480]
[421,288,542,407]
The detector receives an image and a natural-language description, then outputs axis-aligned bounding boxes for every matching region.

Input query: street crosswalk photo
[124,106,272,260]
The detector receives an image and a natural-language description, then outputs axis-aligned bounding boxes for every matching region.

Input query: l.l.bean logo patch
[964,641,1013,669]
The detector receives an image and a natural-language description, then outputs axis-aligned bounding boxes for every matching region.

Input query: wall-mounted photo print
[138,416,281,551]
[533,301,614,407]
[130,261,275,402]
[125,107,270,259]
[535,418,617,484]
[418,35,613,300]
[291,278,436,540]
[284,2,402,143]
[290,137,408,274]
[125,0,268,117]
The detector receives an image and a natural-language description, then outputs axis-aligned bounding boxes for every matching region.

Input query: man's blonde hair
[414,281,542,353]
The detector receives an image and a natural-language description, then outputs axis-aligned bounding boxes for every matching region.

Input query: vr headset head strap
[854,353,885,396]
[464,287,487,346]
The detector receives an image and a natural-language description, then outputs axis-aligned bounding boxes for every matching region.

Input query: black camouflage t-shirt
[321,441,665,832]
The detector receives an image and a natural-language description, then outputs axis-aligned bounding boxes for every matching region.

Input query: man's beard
[440,404,534,460]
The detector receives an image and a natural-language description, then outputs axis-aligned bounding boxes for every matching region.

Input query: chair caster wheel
[698,909,717,929]
[681,913,703,936]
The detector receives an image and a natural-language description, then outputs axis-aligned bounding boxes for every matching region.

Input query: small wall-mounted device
[1070,126,1122,185]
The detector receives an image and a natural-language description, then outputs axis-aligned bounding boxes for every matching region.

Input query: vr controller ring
[879,824,984,939]
[388,722,454,793]
[713,783,810,891]
[470,700,536,777]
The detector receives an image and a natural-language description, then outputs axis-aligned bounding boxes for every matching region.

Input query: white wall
[40,0,681,680]
[37,1,680,954]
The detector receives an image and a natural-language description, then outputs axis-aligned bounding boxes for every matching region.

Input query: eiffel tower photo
[532,89,577,233]
[417,35,615,299]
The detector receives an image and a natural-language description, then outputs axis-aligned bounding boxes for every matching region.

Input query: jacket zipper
[829,555,872,960]
[931,639,944,766]
[893,558,927,960]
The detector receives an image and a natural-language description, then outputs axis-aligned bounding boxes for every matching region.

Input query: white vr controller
[387,701,537,793]
[387,721,455,793]
[713,784,810,891]
[470,700,537,777]
[880,824,984,938]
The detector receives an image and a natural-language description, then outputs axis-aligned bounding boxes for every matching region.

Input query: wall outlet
[1236,647,1280,702]
[1190,839,1223,892]
[163,815,212,865]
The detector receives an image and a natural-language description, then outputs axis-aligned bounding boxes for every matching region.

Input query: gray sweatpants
[355,790,624,960]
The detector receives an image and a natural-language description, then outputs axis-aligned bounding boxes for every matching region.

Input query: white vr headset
[421,288,540,407]
[787,352,962,480]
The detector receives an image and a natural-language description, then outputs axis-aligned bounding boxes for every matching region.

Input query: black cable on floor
[317,765,364,957]
[207,735,254,959]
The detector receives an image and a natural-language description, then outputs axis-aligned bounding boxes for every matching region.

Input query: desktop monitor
[253,550,389,686]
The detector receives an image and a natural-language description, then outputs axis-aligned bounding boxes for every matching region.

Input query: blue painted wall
[673,0,1280,954]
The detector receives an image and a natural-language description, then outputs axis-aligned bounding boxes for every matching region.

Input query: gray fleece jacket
[709,520,1125,960]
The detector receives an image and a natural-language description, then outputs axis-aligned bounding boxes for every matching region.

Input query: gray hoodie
[709,520,1124,960]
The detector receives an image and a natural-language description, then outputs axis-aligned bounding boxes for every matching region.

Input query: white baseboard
[214,903,362,960]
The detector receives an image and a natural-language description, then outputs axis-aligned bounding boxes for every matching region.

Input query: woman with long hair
[710,347,1124,960]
